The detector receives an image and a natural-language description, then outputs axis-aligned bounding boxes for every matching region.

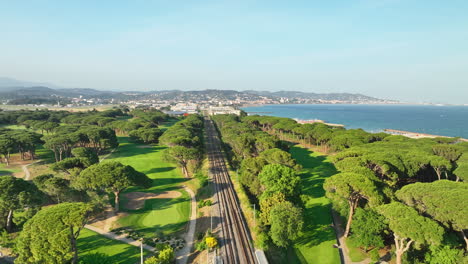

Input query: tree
[324,172,383,237]
[259,192,286,225]
[376,202,444,264]
[239,157,268,196]
[0,176,43,232]
[432,145,462,162]
[351,208,387,250]
[43,134,74,162]
[144,244,175,264]
[15,202,92,264]
[425,245,465,264]
[0,136,15,165]
[73,161,151,211]
[259,148,297,169]
[129,128,163,144]
[51,157,94,175]
[163,146,200,178]
[396,180,468,250]
[71,147,99,164]
[258,164,300,199]
[454,154,468,182]
[269,201,303,247]
[430,156,452,180]
[33,174,74,203]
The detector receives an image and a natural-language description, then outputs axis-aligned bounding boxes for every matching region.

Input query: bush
[197,199,213,208]
[369,248,380,262]
[255,230,270,250]
[206,236,218,248]
[195,241,207,251]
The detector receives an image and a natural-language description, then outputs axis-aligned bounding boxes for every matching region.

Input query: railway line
[204,116,257,264]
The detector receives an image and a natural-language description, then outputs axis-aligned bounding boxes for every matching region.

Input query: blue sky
[1,0,467,103]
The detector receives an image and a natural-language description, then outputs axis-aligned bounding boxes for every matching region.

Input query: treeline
[243,115,389,152]
[244,114,468,264]
[211,114,304,249]
[0,128,42,164]
[160,114,204,178]
[0,108,170,162]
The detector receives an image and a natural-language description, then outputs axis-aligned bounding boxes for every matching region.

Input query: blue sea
[241,104,468,139]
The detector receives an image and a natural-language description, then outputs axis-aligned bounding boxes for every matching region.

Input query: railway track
[204,116,257,264]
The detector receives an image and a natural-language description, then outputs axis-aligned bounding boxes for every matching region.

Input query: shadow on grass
[77,229,149,264]
[0,170,13,176]
[145,166,176,174]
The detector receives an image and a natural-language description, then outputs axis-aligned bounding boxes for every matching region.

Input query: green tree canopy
[73,161,151,211]
[238,157,268,196]
[396,180,468,250]
[268,201,303,247]
[258,164,300,199]
[324,172,383,237]
[0,176,43,232]
[163,146,200,178]
[351,208,387,250]
[15,202,92,264]
[377,202,444,264]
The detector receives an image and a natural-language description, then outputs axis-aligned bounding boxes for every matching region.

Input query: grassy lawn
[108,137,191,237]
[77,228,150,263]
[0,163,22,176]
[289,146,341,264]
[346,238,368,262]
[0,124,26,130]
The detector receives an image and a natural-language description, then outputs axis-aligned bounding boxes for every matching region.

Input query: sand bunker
[123,191,182,210]
[136,145,153,149]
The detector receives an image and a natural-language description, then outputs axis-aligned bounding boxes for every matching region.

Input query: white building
[206,106,241,116]
[171,103,198,114]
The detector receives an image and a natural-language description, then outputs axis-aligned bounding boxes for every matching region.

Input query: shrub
[205,236,218,249]
[369,248,380,262]
[195,241,207,251]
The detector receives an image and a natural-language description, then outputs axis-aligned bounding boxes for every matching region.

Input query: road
[204,116,258,264]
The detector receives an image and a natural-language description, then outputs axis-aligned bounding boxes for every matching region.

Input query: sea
[241,104,468,139]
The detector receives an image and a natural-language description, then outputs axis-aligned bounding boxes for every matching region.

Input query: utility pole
[140,239,144,264]
[253,204,256,228]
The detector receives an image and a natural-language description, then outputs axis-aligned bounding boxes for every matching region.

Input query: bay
[241,104,468,139]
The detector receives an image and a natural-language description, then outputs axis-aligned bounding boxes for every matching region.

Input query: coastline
[242,104,468,141]
[384,129,468,141]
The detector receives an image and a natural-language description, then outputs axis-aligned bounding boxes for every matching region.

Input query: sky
[1,0,467,104]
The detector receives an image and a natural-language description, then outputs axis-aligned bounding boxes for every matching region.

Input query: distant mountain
[243,90,384,102]
[0,77,393,104]
[0,77,59,89]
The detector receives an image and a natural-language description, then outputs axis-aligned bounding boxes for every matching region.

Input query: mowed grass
[0,163,22,176]
[290,146,341,264]
[77,228,149,264]
[108,137,190,237]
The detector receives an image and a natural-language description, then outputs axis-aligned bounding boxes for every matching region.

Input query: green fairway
[108,137,191,237]
[290,146,341,264]
[77,228,149,263]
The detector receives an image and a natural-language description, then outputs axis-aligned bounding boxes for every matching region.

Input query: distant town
[0,84,400,113]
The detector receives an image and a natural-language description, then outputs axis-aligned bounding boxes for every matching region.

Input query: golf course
[290,146,341,264]
[77,133,192,260]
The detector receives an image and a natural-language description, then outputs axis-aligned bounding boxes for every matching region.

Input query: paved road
[176,187,197,264]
